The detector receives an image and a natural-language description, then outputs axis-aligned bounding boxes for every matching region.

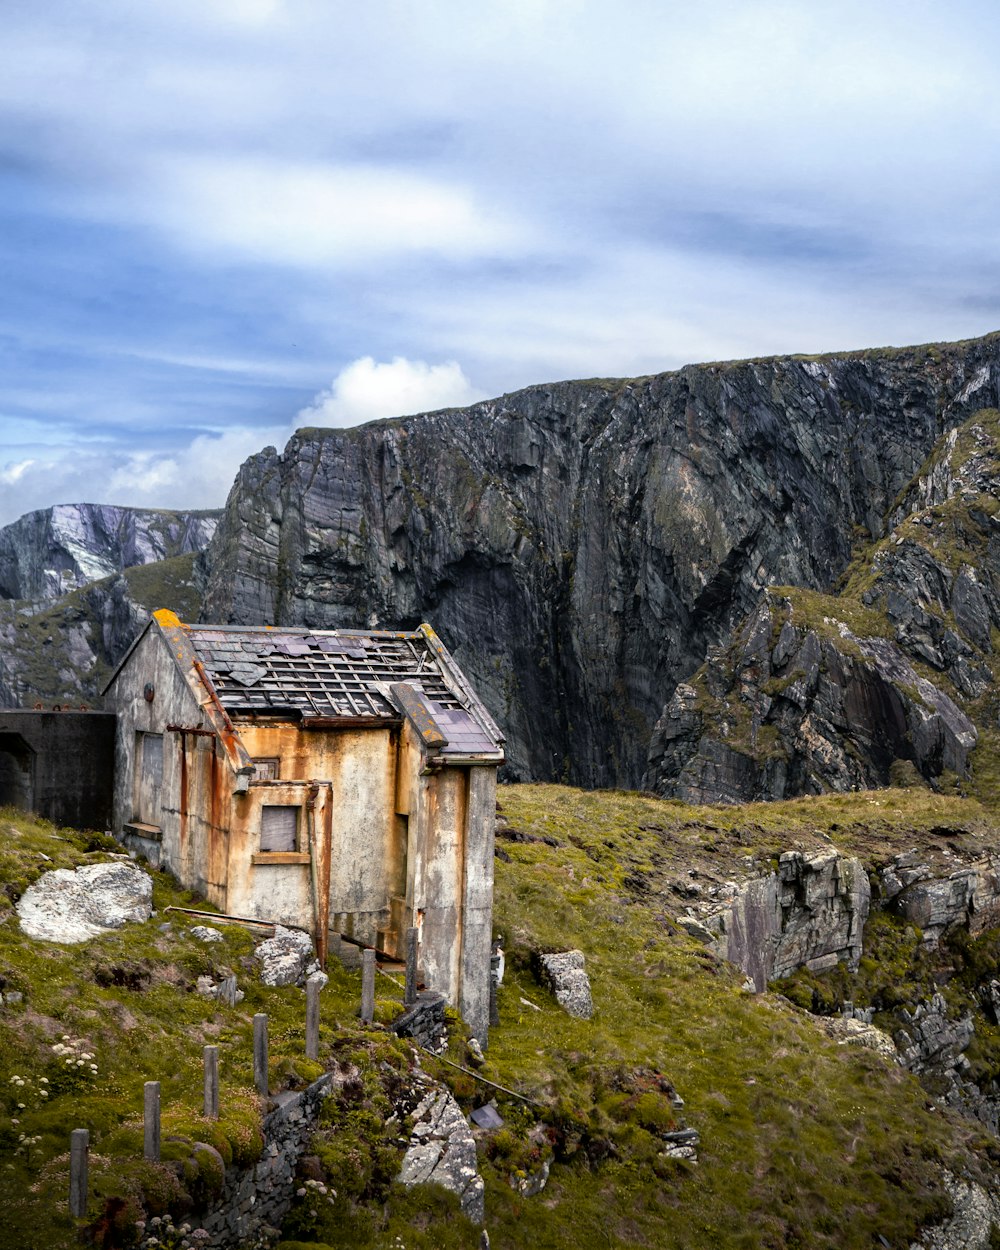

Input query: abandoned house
[102,610,505,1040]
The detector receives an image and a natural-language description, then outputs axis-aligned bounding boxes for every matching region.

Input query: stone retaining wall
[193,1074,332,1248]
[391,990,448,1052]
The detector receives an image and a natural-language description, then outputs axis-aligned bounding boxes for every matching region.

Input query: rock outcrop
[683,850,870,991]
[398,1084,485,1224]
[201,336,1000,791]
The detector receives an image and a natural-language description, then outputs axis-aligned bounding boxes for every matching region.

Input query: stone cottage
[103,610,504,1039]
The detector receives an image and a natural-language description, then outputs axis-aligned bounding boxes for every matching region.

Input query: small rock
[190,926,225,944]
[467,1038,485,1066]
[469,1103,504,1130]
[538,950,594,1019]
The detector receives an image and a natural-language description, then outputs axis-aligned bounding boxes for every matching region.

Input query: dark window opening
[0,733,35,812]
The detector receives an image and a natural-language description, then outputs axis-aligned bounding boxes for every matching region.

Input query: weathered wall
[106,627,232,907]
[0,709,115,829]
[236,723,399,941]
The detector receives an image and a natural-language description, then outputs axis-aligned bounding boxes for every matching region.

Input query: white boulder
[17,861,153,943]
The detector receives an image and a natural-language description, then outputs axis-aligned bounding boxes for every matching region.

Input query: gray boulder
[254,926,316,987]
[538,950,594,1019]
[16,861,152,943]
[398,1086,485,1224]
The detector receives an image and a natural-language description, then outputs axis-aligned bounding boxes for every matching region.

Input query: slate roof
[182,624,503,756]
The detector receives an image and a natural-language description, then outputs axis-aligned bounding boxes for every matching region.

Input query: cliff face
[203,335,1000,789]
[648,405,1000,801]
[0,503,219,601]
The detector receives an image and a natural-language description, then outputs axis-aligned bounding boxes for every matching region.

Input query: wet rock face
[203,338,1000,789]
[646,597,981,801]
[0,504,219,601]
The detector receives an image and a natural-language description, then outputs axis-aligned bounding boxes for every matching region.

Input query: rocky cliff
[648,405,1000,801]
[202,333,1000,791]
[0,503,219,601]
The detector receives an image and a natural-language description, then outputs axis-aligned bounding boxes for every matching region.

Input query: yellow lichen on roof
[154,608,185,629]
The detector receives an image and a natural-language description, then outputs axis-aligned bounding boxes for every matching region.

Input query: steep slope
[647,407,1000,802]
[0,504,219,602]
[202,334,1000,789]
[5,787,1000,1249]
[0,554,206,707]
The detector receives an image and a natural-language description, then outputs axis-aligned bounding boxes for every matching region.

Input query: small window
[253,757,280,781]
[260,805,299,852]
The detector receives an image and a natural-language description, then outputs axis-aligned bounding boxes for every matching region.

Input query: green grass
[3,788,1000,1249]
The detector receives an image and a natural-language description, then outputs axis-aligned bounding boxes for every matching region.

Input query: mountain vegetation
[4,782,1000,1248]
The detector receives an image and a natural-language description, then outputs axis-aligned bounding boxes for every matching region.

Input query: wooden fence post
[405,926,419,1006]
[203,1045,219,1119]
[306,978,320,1060]
[69,1129,89,1217]
[253,1013,269,1097]
[361,949,376,1023]
[143,1082,160,1161]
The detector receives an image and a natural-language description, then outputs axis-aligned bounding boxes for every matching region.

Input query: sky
[2,0,1000,525]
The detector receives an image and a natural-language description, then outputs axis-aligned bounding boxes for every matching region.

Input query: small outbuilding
[103,610,504,1039]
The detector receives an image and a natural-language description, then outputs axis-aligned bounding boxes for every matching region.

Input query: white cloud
[297,356,483,426]
[0,425,289,526]
[0,459,36,486]
[135,157,528,268]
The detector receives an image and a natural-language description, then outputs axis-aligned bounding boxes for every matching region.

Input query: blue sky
[2,0,1000,524]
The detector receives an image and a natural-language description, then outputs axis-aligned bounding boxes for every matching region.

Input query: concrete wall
[0,710,115,830]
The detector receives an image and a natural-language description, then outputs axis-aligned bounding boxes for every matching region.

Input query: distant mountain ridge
[0,503,219,601]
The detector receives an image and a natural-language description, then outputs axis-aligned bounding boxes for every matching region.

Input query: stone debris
[196,972,244,1006]
[537,950,594,1019]
[16,860,153,943]
[254,926,318,987]
[398,1086,485,1224]
[822,1017,898,1063]
[190,926,225,943]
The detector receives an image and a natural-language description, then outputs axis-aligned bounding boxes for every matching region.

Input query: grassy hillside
[2,786,999,1249]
